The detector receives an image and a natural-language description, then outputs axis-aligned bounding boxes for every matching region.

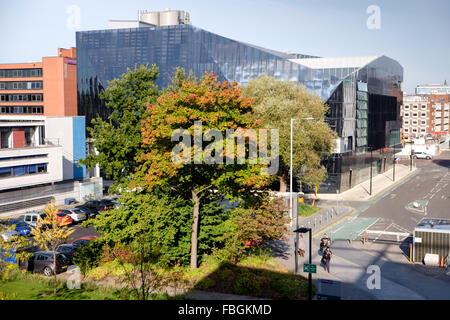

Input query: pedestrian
[322,247,332,273]
[298,234,305,257]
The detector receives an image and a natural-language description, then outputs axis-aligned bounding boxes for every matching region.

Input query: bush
[194,277,216,290]
[232,272,261,295]
[73,241,103,277]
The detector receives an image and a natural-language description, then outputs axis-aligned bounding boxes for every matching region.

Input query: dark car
[0,218,32,237]
[24,251,71,276]
[55,244,78,263]
[74,205,99,219]
[70,236,98,248]
[79,200,115,213]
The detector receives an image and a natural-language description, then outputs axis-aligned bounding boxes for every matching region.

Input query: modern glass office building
[76,23,403,192]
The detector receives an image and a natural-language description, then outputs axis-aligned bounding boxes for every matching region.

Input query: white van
[21,212,46,228]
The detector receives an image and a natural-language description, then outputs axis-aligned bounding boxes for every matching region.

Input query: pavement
[308,164,419,202]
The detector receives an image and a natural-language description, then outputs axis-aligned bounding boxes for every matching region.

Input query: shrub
[232,272,261,295]
[194,277,215,290]
[73,241,103,277]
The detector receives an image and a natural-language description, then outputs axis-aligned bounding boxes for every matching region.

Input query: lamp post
[294,227,312,300]
[393,143,396,182]
[291,118,314,277]
[369,147,373,196]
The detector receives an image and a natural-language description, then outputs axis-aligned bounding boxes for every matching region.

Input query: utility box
[316,278,341,300]
[413,218,450,264]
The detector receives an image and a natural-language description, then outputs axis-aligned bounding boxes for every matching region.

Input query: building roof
[415,218,450,232]
[289,56,380,69]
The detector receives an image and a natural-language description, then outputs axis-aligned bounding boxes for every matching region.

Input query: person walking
[298,234,306,257]
[322,247,332,273]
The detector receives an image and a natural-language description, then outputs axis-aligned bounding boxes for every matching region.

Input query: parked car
[58,208,87,223]
[0,229,20,242]
[55,244,78,264]
[413,151,433,160]
[70,236,98,248]
[74,205,99,219]
[79,200,115,213]
[24,251,71,276]
[0,219,32,237]
[21,212,46,228]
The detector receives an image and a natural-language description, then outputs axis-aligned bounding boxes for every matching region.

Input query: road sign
[303,263,316,273]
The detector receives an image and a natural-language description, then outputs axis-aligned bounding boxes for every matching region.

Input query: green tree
[31,201,75,295]
[136,71,271,268]
[242,75,337,191]
[80,64,160,191]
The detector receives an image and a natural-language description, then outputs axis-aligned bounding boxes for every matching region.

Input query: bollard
[366,232,369,243]
[410,243,413,263]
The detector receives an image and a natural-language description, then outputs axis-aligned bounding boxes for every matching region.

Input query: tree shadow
[187,261,313,300]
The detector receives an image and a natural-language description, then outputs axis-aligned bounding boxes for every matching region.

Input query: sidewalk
[308,164,418,202]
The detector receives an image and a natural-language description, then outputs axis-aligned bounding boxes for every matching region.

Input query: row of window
[404,120,427,125]
[0,94,43,102]
[0,69,42,78]
[0,163,47,179]
[404,112,427,117]
[0,106,43,114]
[404,105,427,110]
[404,128,426,133]
[0,81,43,90]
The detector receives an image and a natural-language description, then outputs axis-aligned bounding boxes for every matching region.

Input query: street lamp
[369,147,373,196]
[290,117,314,281]
[290,117,314,226]
[294,227,312,300]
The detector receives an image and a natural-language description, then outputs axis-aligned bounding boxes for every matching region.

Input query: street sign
[303,263,316,273]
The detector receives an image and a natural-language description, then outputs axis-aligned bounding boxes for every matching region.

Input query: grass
[297,203,321,217]
[0,271,129,300]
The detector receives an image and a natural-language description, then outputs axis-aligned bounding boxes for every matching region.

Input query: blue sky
[0,0,449,93]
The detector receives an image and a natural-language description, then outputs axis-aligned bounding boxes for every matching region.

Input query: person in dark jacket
[322,247,332,273]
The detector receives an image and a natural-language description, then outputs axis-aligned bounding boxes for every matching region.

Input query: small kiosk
[413,218,450,265]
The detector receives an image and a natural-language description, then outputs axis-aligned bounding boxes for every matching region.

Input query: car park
[55,244,79,264]
[70,236,98,248]
[58,208,87,223]
[23,251,71,276]
[74,205,99,219]
[412,151,433,160]
[0,219,32,237]
[0,229,20,242]
[21,212,46,228]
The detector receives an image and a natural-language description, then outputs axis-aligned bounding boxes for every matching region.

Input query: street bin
[64,198,76,205]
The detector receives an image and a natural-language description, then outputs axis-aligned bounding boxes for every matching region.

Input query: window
[421,120,426,125]
[421,105,427,109]
[413,113,418,117]
[404,128,409,132]
[0,167,11,178]
[412,128,417,132]
[421,112,426,117]
[413,105,418,109]
[421,128,426,132]
[404,112,409,117]
[404,105,409,109]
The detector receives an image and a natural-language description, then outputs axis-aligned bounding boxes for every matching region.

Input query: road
[307,150,450,299]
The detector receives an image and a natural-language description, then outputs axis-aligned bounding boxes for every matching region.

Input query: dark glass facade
[76,24,403,192]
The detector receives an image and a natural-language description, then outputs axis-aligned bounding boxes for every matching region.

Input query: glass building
[76,23,403,192]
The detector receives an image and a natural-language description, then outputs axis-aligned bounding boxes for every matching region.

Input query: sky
[0,0,449,94]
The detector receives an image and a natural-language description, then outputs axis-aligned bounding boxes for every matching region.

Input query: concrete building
[401,93,450,140]
[0,49,101,216]
[415,82,450,95]
[76,10,403,193]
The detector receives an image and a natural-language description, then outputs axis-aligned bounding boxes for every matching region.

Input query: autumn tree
[31,201,75,295]
[80,64,160,191]
[136,71,272,268]
[242,75,337,191]
[0,225,31,282]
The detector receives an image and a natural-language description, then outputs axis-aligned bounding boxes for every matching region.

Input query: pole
[369,148,373,196]
[290,119,293,226]
[393,144,396,182]
[308,229,312,300]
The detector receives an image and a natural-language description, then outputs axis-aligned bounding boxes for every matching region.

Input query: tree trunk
[53,250,57,295]
[279,174,288,192]
[190,190,200,269]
